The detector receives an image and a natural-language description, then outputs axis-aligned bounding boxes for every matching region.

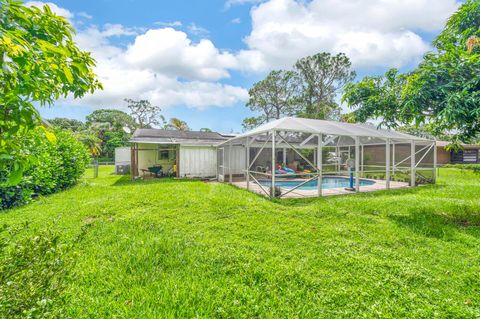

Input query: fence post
[94,159,99,178]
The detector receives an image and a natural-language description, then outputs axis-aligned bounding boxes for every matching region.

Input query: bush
[443,163,480,173]
[0,128,90,210]
[0,223,90,318]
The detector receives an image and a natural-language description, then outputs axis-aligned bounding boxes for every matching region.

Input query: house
[436,141,480,164]
[129,129,234,178]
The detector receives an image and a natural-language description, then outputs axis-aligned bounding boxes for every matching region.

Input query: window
[159,150,170,160]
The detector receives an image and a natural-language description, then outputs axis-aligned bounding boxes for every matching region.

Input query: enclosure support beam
[283,147,287,165]
[271,130,276,198]
[361,144,364,175]
[228,141,233,183]
[246,137,250,190]
[433,141,437,184]
[222,147,225,182]
[355,137,360,192]
[386,138,391,190]
[410,140,415,187]
[336,146,340,173]
[317,134,323,197]
[392,143,396,174]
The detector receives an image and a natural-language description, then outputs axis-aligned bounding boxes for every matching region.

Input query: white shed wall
[115,147,131,165]
[179,146,217,178]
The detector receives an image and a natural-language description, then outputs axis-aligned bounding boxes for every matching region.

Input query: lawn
[1,166,480,318]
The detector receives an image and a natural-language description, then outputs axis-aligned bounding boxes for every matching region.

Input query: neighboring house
[436,141,480,164]
[129,129,234,178]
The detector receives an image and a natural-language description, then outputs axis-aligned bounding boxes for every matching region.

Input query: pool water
[260,177,375,190]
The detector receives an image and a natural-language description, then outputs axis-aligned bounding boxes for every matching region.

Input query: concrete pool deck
[232,178,410,198]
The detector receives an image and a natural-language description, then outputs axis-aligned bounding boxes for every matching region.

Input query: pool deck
[232,178,410,198]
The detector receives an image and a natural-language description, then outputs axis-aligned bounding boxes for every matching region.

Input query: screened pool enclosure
[217,117,436,198]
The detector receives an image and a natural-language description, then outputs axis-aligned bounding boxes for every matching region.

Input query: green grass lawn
[1,167,480,318]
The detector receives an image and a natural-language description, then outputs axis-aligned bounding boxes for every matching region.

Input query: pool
[259,176,375,190]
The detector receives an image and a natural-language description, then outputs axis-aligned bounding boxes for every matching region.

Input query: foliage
[242,70,301,130]
[0,0,101,183]
[0,128,90,209]
[48,117,86,132]
[0,223,89,318]
[167,117,190,131]
[295,52,356,120]
[76,131,102,157]
[103,131,130,158]
[125,99,165,128]
[85,109,137,132]
[343,0,480,143]
[243,53,355,129]
[200,128,212,132]
[443,163,480,174]
[1,167,480,317]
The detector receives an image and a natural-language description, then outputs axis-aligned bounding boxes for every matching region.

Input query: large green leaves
[0,0,102,184]
[343,0,480,143]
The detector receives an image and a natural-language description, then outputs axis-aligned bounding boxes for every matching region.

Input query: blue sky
[31,0,461,133]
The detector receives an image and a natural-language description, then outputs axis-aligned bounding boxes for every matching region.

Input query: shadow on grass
[111,176,205,187]
[388,205,480,240]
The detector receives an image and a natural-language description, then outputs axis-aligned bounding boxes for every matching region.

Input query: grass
[1,166,480,318]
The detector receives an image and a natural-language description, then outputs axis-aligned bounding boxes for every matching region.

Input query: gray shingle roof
[130,129,235,145]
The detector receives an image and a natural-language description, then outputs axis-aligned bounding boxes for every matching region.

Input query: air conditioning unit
[115,164,130,175]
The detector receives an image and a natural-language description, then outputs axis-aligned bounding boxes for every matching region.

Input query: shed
[130,129,233,178]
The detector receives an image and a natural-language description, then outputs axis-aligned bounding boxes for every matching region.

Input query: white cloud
[187,23,209,36]
[231,18,241,24]
[154,21,183,27]
[237,0,460,71]
[124,28,238,81]
[63,25,248,110]
[77,11,92,19]
[224,0,265,9]
[25,1,74,19]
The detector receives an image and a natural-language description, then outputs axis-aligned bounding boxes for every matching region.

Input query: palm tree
[77,132,102,157]
[168,118,190,131]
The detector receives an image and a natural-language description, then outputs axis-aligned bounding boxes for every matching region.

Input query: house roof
[130,129,235,145]
[436,141,480,149]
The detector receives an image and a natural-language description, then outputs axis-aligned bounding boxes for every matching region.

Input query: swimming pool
[259,177,375,190]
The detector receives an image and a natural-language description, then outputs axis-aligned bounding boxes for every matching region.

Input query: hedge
[0,129,90,210]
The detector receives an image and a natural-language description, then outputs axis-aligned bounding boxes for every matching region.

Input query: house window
[159,150,170,160]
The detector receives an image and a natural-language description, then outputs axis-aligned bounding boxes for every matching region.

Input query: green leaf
[7,166,24,186]
[63,66,74,84]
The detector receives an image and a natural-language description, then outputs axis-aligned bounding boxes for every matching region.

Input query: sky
[30,0,462,133]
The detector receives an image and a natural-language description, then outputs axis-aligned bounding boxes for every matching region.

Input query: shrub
[443,163,480,173]
[0,223,90,318]
[0,128,90,210]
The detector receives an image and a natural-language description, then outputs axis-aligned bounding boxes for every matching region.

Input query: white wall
[179,146,217,178]
[115,147,131,165]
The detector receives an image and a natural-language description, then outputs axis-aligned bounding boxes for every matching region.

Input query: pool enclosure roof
[220,117,433,145]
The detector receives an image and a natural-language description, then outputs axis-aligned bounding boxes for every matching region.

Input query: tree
[200,128,212,132]
[167,118,190,131]
[77,132,102,157]
[294,52,356,120]
[125,99,165,128]
[103,131,130,158]
[0,0,101,183]
[343,0,480,143]
[48,118,86,132]
[242,70,301,130]
[86,109,136,131]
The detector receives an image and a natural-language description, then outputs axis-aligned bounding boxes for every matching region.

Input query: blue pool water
[260,177,375,190]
